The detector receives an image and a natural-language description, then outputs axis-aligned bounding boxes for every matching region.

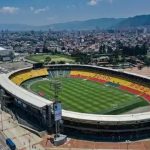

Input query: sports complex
[1,64,150,142]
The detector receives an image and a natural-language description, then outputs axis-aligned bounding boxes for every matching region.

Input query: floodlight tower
[49,78,67,146]
[50,79,61,101]
[50,78,62,135]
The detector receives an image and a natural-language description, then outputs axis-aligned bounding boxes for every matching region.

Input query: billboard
[53,102,62,121]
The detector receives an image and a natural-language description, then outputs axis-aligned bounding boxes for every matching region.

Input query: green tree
[44,56,51,64]
[58,60,66,64]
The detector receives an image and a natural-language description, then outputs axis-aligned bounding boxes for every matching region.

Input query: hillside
[44,18,124,30]
[0,14,149,31]
[116,15,150,28]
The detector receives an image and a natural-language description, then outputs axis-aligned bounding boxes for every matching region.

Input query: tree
[51,61,56,64]
[112,50,120,65]
[57,60,66,64]
[44,56,51,64]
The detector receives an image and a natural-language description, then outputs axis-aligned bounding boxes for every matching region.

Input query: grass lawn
[26,54,75,63]
[24,78,149,115]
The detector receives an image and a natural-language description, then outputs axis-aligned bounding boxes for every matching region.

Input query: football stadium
[1,64,150,142]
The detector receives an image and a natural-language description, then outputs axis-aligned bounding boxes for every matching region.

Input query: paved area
[123,67,150,77]
[0,133,10,150]
[0,111,44,150]
[0,61,32,74]
[41,137,150,150]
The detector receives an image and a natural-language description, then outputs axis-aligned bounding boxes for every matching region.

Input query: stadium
[0,64,150,142]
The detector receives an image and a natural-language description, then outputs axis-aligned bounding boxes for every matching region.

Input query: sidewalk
[0,111,45,150]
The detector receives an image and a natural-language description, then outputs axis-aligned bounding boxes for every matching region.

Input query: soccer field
[25,78,149,114]
[26,54,75,63]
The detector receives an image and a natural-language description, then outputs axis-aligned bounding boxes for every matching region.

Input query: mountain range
[0,14,150,31]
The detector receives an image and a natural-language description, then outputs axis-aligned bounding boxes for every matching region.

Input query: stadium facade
[0,64,150,141]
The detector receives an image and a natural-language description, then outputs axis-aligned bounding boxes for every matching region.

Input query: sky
[0,0,149,25]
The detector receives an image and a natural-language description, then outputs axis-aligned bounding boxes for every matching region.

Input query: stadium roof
[0,74,52,109]
[62,109,150,123]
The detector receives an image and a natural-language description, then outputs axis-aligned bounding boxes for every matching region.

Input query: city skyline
[0,0,149,25]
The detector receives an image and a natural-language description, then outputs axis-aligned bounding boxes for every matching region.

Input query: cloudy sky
[0,0,149,25]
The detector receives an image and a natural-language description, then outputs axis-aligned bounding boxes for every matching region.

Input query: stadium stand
[70,70,150,101]
[48,70,70,78]
[10,68,48,85]
[9,67,150,102]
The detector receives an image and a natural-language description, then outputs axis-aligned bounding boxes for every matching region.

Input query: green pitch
[24,78,149,114]
[26,54,75,63]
